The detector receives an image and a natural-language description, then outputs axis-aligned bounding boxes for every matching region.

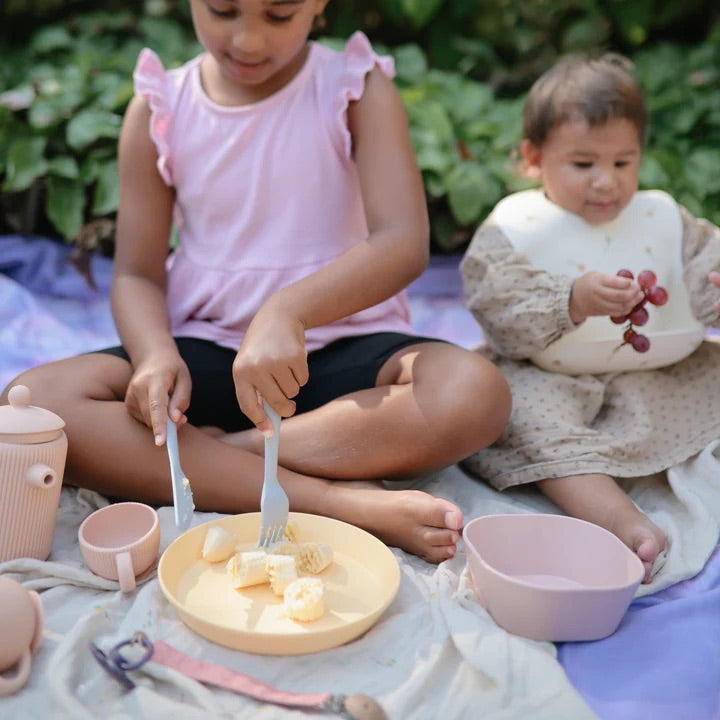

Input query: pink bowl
[463,514,644,642]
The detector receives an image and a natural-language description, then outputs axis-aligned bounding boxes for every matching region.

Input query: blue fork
[257,401,289,548]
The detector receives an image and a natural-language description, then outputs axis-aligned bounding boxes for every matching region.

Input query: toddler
[460,53,720,581]
[2,0,511,563]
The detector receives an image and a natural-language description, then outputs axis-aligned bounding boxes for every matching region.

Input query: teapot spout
[25,464,56,489]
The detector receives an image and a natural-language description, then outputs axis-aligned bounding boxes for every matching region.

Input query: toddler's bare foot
[610,509,666,583]
[323,483,463,564]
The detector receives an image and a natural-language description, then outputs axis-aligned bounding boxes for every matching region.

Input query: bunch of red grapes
[611,269,668,353]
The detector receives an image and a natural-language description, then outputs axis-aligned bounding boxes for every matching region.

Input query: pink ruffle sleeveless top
[133,32,413,352]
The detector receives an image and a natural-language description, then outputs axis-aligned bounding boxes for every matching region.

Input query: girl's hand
[569,271,645,324]
[232,304,309,435]
[709,271,720,312]
[124,349,192,446]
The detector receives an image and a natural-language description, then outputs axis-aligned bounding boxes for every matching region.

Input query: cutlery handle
[166,415,178,460]
[263,401,281,481]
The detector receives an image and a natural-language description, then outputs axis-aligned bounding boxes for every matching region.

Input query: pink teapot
[0,385,67,561]
[0,576,43,695]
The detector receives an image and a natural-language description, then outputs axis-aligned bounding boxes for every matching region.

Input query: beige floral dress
[460,189,720,490]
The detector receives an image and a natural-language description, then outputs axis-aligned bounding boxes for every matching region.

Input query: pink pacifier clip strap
[151,640,332,709]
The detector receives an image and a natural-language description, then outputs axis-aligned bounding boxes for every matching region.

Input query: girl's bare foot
[321,482,463,563]
[218,430,464,562]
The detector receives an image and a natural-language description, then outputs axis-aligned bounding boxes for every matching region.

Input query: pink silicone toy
[0,577,43,696]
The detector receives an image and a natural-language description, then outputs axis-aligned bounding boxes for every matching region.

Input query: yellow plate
[158,512,401,655]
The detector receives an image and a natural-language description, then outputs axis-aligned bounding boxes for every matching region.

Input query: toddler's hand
[709,271,720,313]
[570,271,645,324]
[232,307,309,435]
[125,349,191,446]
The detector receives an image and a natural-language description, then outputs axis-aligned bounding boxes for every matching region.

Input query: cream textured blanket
[2,440,720,719]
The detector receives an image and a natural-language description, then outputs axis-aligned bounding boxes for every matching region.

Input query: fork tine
[258,524,284,549]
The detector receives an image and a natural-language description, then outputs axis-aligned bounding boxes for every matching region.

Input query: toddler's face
[522,117,642,225]
[191,0,328,103]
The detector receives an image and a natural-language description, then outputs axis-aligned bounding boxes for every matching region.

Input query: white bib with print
[491,189,704,374]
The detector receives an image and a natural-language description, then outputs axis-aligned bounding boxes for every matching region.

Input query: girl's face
[190,0,328,104]
[521,116,642,225]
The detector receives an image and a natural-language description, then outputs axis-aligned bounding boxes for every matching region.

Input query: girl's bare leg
[537,473,667,583]
[224,342,510,480]
[3,343,510,563]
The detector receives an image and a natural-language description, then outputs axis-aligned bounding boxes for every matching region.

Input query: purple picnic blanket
[1,234,719,719]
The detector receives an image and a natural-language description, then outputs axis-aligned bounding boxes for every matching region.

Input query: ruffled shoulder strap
[133,48,173,185]
[334,31,396,158]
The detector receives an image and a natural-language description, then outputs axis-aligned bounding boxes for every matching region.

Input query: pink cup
[78,502,160,593]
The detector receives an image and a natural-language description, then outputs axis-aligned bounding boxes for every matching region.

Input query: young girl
[2,0,511,563]
[460,53,720,582]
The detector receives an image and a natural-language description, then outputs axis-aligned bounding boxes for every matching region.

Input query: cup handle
[115,551,136,593]
[0,649,31,697]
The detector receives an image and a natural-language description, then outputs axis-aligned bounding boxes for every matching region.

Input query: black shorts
[95,332,441,431]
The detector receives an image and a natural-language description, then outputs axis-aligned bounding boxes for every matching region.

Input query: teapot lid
[0,385,65,442]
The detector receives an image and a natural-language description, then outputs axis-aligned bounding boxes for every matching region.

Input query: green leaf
[445,161,501,226]
[30,26,74,54]
[684,148,720,197]
[47,156,80,180]
[28,98,65,129]
[2,137,48,192]
[380,0,444,29]
[413,142,454,174]
[66,110,123,151]
[392,44,428,84]
[638,154,670,188]
[398,0,444,29]
[406,101,455,148]
[46,177,86,240]
[92,159,119,215]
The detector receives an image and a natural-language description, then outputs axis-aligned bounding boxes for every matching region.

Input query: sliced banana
[283,577,324,621]
[298,542,333,574]
[202,525,237,563]
[266,540,301,566]
[266,554,298,596]
[282,521,298,543]
[226,550,269,588]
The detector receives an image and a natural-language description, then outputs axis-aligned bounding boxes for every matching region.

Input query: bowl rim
[462,513,645,592]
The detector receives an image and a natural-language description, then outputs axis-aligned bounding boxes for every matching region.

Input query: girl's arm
[112,95,191,443]
[233,67,429,427]
[271,66,429,325]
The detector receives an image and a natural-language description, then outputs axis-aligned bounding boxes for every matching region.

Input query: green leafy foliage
[0,9,200,247]
[0,1,718,255]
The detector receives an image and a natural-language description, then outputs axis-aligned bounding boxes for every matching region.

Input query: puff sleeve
[461,220,578,358]
[133,48,173,185]
[334,31,395,159]
[680,204,720,327]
